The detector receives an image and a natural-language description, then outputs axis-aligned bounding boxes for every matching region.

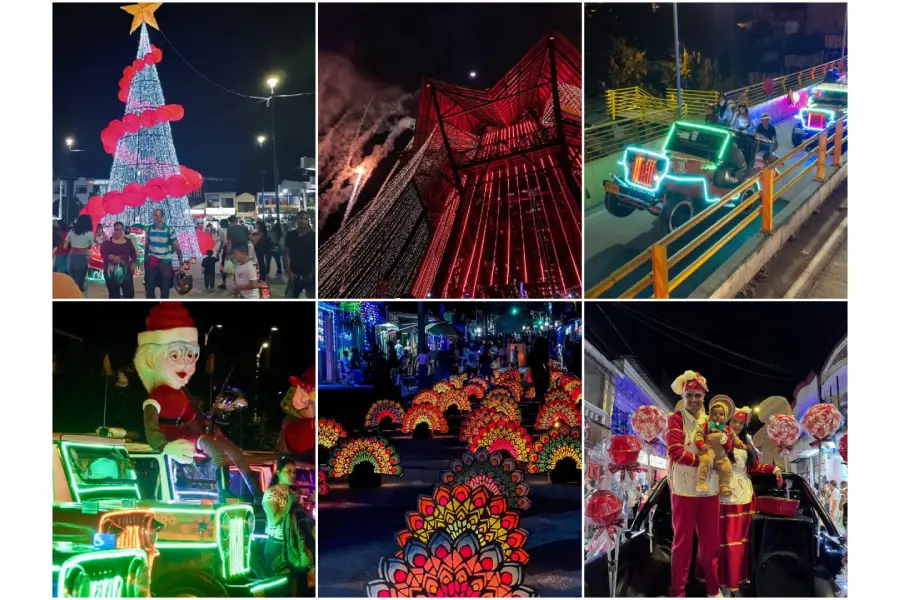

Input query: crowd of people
[705,91,779,163]
[816,477,848,532]
[51,208,315,300]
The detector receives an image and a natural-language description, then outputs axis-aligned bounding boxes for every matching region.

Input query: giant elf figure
[666,370,729,598]
[135,302,262,502]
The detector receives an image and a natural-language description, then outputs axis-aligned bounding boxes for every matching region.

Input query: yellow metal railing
[728,56,847,108]
[665,89,718,116]
[585,117,848,299]
[588,56,847,160]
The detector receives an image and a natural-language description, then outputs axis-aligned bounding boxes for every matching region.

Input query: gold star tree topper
[121,3,162,34]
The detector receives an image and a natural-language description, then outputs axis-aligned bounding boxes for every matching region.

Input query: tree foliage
[607,37,649,89]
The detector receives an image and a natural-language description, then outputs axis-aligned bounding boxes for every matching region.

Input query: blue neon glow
[93,533,118,550]
[621,147,671,193]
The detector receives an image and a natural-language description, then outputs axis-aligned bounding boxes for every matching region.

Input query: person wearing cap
[134,302,262,502]
[718,405,782,595]
[666,370,722,597]
[755,113,778,162]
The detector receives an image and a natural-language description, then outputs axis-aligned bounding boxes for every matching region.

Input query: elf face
[155,342,199,389]
[710,405,727,425]
[683,389,706,415]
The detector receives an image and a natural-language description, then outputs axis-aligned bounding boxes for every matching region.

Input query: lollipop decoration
[607,435,643,481]
[839,434,847,463]
[585,489,624,559]
[801,403,844,446]
[766,413,801,460]
[630,406,667,443]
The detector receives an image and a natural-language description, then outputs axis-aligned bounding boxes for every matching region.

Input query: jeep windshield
[812,88,847,107]
[61,442,141,500]
[664,123,730,162]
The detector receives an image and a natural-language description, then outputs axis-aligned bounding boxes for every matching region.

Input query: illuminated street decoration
[436,388,471,413]
[546,389,571,403]
[449,374,465,389]
[497,382,522,403]
[621,147,671,193]
[535,399,582,430]
[433,381,452,394]
[318,418,349,449]
[469,421,538,473]
[95,19,201,258]
[318,469,330,496]
[396,484,530,563]
[461,407,506,443]
[534,426,583,473]
[462,382,486,400]
[365,400,406,429]
[441,448,532,511]
[486,388,511,404]
[322,34,582,299]
[483,395,520,422]
[98,509,163,570]
[413,390,440,406]
[329,436,403,478]
[799,107,837,131]
[365,531,536,597]
[401,402,450,434]
[467,378,488,393]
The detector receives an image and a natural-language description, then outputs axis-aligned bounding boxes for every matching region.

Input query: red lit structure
[318,33,582,298]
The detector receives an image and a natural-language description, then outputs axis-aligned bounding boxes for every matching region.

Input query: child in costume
[135,302,262,503]
[694,396,739,495]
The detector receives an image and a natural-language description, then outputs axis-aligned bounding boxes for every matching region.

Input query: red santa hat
[671,370,709,395]
[732,406,752,425]
[137,303,198,347]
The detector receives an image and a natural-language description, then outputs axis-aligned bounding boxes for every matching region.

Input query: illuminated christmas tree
[87,4,201,258]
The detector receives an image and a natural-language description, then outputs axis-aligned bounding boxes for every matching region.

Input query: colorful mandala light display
[366,532,536,598]
[441,448,532,510]
[318,418,348,449]
[470,421,538,473]
[569,385,582,403]
[414,390,441,406]
[499,382,523,403]
[402,402,450,434]
[483,394,521,422]
[318,469,330,496]
[461,407,507,442]
[462,383,486,400]
[449,374,465,389]
[545,389,570,403]
[558,374,581,394]
[396,484,529,563]
[433,380,452,394]
[329,436,403,478]
[524,388,536,400]
[535,399,582,430]
[438,389,472,413]
[468,378,489,393]
[534,426,583,473]
[365,400,406,429]
[524,369,533,384]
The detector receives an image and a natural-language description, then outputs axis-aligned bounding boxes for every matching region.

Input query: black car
[585,473,846,597]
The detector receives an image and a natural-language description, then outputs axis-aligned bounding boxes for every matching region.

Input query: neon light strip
[663,121,731,161]
[215,505,253,581]
[547,154,583,287]
[799,107,836,131]
[59,442,141,502]
[506,166,511,285]
[470,171,493,296]
[90,576,125,597]
[620,147,671,194]
[489,169,501,287]
[532,159,568,290]
[516,165,528,283]
[249,576,290,594]
[156,541,219,549]
[57,549,146,598]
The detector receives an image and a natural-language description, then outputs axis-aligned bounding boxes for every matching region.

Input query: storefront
[318,302,382,384]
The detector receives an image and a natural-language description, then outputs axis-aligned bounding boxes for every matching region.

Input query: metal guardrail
[585,117,848,299]
[587,56,847,160]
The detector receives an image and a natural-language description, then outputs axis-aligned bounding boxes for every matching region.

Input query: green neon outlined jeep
[53,434,290,597]
[603,121,776,233]
[791,83,848,147]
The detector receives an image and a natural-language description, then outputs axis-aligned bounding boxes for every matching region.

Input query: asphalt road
[317,429,582,597]
[583,118,833,298]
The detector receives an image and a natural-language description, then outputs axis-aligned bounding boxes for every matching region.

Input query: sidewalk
[80,260,309,299]
[804,235,848,298]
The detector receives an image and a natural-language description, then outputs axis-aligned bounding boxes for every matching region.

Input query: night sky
[52,301,316,445]
[319,2,582,91]
[53,3,315,193]
[586,302,847,414]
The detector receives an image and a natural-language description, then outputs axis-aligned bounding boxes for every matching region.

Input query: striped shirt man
[146,224,178,261]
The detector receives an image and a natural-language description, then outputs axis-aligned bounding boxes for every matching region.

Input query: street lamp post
[266,77,281,226]
[257,135,267,211]
[61,137,75,222]
[673,2,684,118]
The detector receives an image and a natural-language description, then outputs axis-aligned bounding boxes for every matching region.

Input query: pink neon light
[506,166,511,285]
[528,162,566,290]
[462,172,490,294]
[515,165,528,284]
[444,172,479,298]
[546,155,582,287]
[470,172,494,296]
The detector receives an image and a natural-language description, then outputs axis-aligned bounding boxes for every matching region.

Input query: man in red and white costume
[666,370,729,597]
[134,302,262,503]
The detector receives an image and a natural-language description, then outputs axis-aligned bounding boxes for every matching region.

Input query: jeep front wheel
[604,193,635,217]
[660,197,696,234]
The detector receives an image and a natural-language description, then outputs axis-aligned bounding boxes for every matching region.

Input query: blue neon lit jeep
[791,83,847,147]
[603,121,772,234]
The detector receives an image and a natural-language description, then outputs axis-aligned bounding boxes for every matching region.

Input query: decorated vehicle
[791,83,848,147]
[584,473,846,597]
[53,434,291,597]
[603,121,776,233]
